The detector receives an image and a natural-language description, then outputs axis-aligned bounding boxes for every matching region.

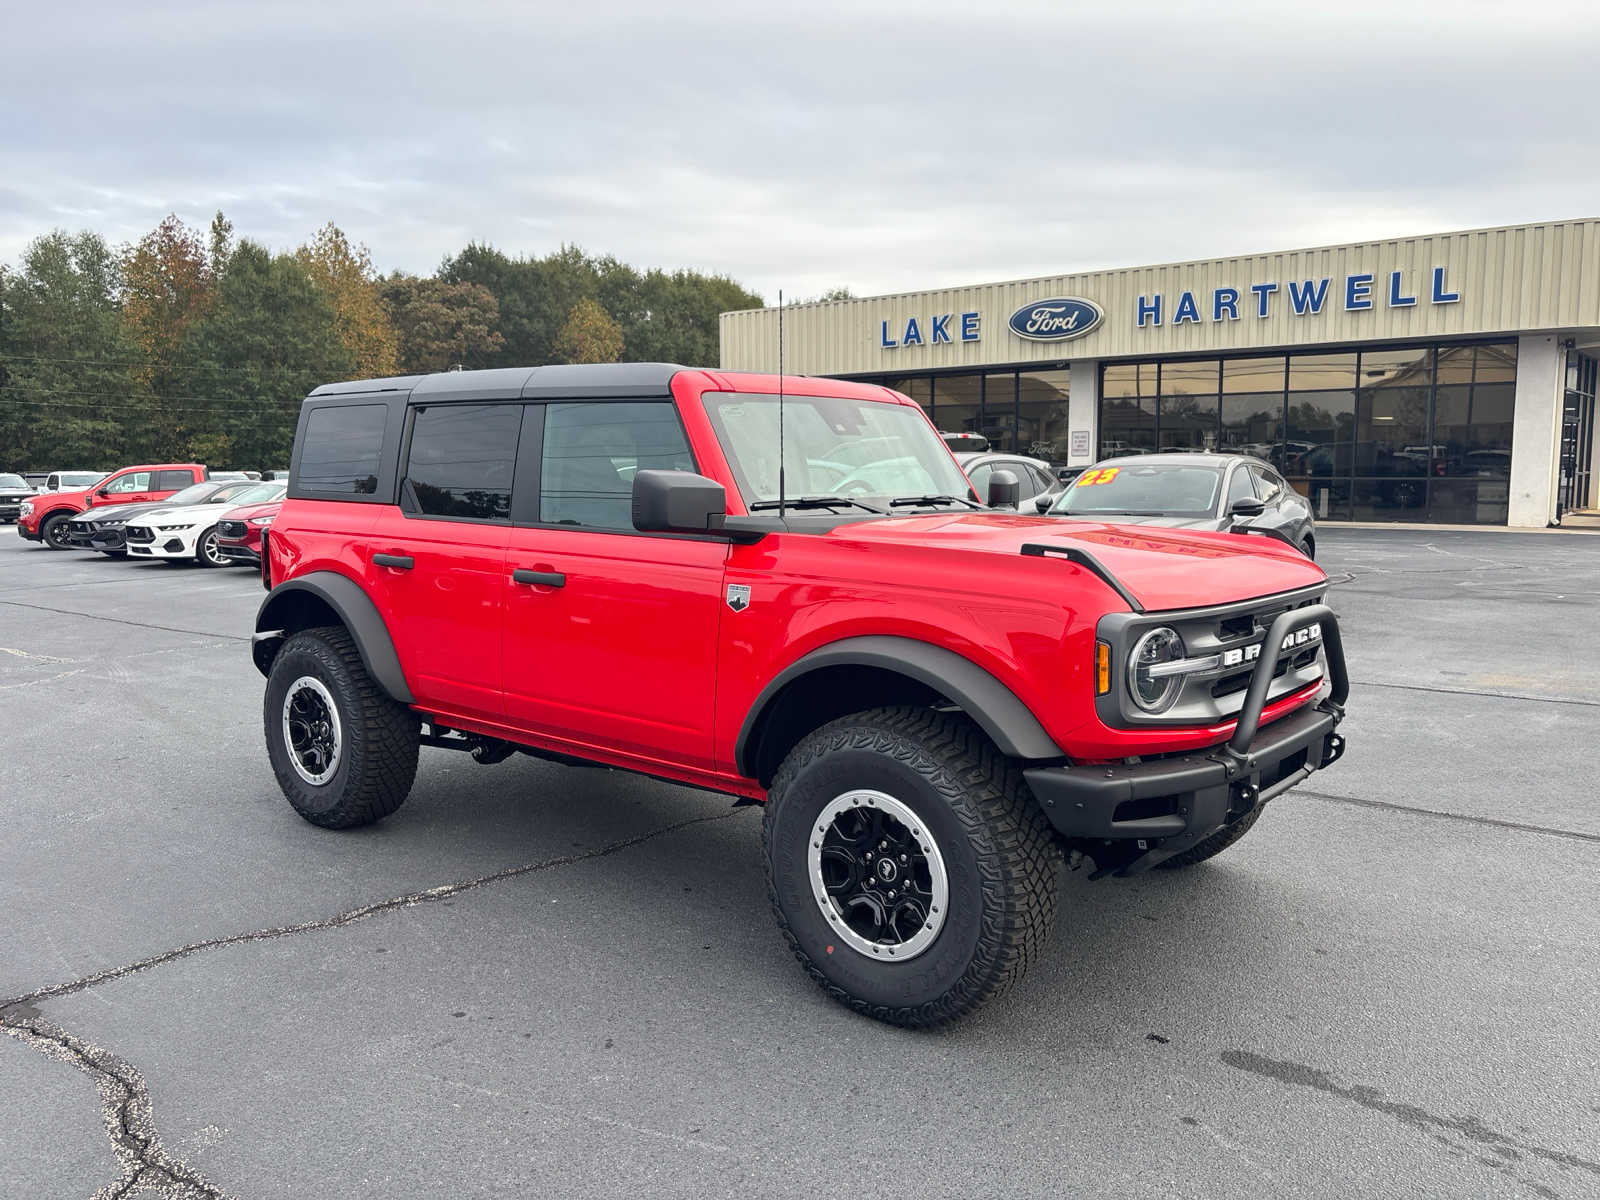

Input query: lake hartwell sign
[873,267,1462,349]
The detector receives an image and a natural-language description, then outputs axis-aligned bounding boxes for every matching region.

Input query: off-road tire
[264,625,418,829]
[1155,806,1264,870]
[41,514,74,550]
[763,706,1059,1027]
[194,526,227,568]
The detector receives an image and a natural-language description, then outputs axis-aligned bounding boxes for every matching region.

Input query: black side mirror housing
[1033,493,1054,513]
[985,469,1021,509]
[632,470,727,534]
[1229,496,1266,517]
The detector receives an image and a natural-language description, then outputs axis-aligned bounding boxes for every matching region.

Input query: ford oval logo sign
[1008,297,1103,342]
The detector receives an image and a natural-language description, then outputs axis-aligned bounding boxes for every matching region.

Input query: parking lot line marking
[1299,790,1600,846]
[1349,678,1600,709]
[0,645,72,663]
[0,598,251,642]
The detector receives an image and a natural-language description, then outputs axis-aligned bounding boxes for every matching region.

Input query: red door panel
[502,529,727,772]
[366,508,509,719]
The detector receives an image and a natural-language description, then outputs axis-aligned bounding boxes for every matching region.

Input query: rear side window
[540,402,695,529]
[1249,466,1283,503]
[298,404,387,495]
[154,470,192,490]
[402,403,521,522]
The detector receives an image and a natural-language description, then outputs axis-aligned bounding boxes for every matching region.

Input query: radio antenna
[777,289,786,519]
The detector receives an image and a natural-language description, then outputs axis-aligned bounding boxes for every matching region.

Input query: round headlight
[1128,626,1185,713]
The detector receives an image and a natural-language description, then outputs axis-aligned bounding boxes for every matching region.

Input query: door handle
[512,568,565,588]
[373,553,414,570]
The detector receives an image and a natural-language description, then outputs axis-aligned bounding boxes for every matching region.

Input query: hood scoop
[1020,543,1144,613]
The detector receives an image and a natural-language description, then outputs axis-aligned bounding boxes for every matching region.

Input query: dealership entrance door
[1559,351,1596,516]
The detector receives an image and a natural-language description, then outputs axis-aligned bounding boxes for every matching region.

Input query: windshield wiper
[1075,509,1168,516]
[889,494,984,509]
[749,495,889,514]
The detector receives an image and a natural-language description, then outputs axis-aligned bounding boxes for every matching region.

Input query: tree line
[0,213,765,472]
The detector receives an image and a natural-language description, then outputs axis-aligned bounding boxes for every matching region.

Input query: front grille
[124,526,155,544]
[218,520,246,538]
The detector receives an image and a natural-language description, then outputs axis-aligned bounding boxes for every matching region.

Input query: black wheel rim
[282,676,342,785]
[808,790,949,961]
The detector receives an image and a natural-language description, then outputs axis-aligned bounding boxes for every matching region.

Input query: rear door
[500,399,727,773]
[365,401,521,720]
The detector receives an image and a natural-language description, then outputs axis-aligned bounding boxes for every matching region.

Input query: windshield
[1052,463,1224,518]
[59,473,103,488]
[165,483,218,505]
[703,392,973,507]
[0,474,27,488]
[229,482,286,505]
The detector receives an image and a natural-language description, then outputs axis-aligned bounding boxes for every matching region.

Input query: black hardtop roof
[307,362,689,403]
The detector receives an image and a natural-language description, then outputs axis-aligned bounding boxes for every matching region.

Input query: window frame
[105,470,153,495]
[287,397,405,505]
[396,399,524,526]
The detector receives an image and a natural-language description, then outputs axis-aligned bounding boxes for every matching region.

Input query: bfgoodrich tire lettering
[763,706,1059,1027]
[264,625,419,828]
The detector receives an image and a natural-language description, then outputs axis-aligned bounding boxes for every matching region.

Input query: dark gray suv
[1043,453,1317,558]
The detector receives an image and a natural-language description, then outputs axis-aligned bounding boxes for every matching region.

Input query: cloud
[4,0,1595,302]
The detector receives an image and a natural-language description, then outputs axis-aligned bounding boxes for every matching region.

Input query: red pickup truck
[18,463,208,549]
[252,365,1348,1026]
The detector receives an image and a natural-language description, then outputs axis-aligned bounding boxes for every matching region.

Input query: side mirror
[985,469,1020,510]
[632,470,727,534]
[1229,496,1266,518]
[1033,493,1054,513]
[96,487,110,497]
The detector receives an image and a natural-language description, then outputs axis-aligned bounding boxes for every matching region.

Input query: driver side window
[1249,466,1283,503]
[965,463,994,494]
[106,471,151,494]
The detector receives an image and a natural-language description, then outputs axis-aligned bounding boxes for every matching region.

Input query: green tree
[553,297,624,364]
[119,214,215,459]
[379,275,504,373]
[0,231,140,470]
[295,223,400,378]
[176,241,354,468]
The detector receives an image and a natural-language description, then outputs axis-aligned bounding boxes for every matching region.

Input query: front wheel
[763,707,1059,1027]
[195,526,228,567]
[41,514,74,550]
[264,626,419,828]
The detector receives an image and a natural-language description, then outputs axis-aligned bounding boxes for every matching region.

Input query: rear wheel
[41,514,74,550]
[763,707,1059,1027]
[264,626,419,828]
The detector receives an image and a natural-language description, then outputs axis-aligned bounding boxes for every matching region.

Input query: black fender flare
[252,571,414,703]
[735,635,1064,778]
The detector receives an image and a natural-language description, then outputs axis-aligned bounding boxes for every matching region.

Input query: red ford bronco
[254,364,1347,1026]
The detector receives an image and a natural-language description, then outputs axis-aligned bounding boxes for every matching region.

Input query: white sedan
[122,481,286,566]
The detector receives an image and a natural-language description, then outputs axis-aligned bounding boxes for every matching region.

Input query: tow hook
[1319,733,1346,769]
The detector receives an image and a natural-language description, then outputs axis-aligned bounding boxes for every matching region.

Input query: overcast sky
[5,0,1595,303]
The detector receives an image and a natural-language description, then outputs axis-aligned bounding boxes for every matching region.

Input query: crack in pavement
[1347,678,1600,709]
[1,1008,232,1199]
[1220,1049,1599,1194]
[0,598,250,643]
[1298,790,1600,845]
[0,807,749,1197]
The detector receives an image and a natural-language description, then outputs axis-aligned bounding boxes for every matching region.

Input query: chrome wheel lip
[282,676,342,786]
[808,789,949,962]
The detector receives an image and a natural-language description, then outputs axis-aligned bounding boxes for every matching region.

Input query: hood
[821,512,1323,612]
[72,501,163,523]
[219,500,283,522]
[128,500,236,525]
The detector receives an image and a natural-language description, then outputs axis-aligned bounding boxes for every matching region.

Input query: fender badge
[726,584,751,612]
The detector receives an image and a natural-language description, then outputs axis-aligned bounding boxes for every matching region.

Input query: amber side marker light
[1095,641,1111,695]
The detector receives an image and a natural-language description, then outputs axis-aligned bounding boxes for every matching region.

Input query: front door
[501,400,727,774]
[364,401,523,720]
[95,470,155,506]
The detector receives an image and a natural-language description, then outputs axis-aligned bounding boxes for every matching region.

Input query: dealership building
[719,218,1599,527]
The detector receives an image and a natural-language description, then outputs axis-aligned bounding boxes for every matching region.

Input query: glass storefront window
[1360,345,1433,389]
[931,375,982,446]
[1017,369,1068,461]
[1355,385,1430,477]
[1101,397,1157,456]
[1158,359,1220,396]
[984,372,1019,452]
[1158,395,1219,452]
[1223,357,1285,394]
[1102,362,1157,399]
[1286,391,1353,477]
[1221,393,1285,458]
[1288,352,1357,391]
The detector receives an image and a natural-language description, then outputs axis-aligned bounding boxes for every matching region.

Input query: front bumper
[217,543,261,564]
[1025,603,1348,875]
[125,527,202,558]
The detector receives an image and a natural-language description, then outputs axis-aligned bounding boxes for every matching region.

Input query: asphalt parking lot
[2,526,1597,1200]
